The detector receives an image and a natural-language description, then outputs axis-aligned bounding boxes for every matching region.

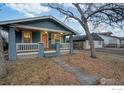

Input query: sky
[0,3,124,37]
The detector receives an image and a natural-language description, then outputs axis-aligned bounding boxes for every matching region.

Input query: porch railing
[16,43,38,52]
[16,43,70,53]
[60,43,70,50]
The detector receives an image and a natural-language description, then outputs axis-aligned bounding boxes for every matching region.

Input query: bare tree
[0,5,7,78]
[47,3,124,58]
[0,30,7,78]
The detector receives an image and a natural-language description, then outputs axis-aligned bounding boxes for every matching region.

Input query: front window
[51,33,60,44]
[22,31,32,43]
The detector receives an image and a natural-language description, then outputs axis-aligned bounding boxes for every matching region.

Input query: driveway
[96,48,124,55]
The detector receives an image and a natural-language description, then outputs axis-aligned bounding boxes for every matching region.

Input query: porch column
[56,43,60,56]
[8,27,16,61]
[69,34,73,54]
[38,42,44,57]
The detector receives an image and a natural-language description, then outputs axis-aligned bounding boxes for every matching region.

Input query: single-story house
[71,33,104,49]
[0,16,77,61]
[97,32,121,48]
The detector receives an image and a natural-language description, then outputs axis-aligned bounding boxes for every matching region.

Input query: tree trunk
[0,32,7,78]
[83,19,96,58]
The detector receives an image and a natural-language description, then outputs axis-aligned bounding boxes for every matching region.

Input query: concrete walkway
[54,57,100,85]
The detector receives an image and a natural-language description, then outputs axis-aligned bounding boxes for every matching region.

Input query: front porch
[16,28,68,48]
[0,16,77,61]
[8,27,74,60]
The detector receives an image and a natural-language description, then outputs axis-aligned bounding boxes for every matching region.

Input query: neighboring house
[98,32,121,48]
[71,33,104,49]
[0,16,77,61]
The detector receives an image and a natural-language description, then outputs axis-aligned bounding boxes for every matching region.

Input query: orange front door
[42,32,48,48]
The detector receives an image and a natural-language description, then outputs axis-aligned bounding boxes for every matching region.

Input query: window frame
[22,31,32,43]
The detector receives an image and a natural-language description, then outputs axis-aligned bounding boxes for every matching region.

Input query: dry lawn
[0,58,79,85]
[1,51,124,85]
[60,51,124,84]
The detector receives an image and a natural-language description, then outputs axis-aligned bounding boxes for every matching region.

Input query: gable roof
[98,33,121,39]
[72,33,104,41]
[98,32,113,36]
[0,16,78,34]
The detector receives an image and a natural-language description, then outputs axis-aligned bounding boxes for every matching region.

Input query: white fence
[16,43,38,52]
[60,43,70,50]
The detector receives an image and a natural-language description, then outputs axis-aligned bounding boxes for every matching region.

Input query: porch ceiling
[11,24,71,35]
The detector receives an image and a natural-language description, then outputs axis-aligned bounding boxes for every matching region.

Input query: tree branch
[48,4,83,25]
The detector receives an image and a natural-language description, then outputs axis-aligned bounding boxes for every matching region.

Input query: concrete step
[44,52,57,57]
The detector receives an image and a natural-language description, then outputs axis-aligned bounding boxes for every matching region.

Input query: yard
[0,50,124,85]
[0,58,79,85]
[61,50,124,84]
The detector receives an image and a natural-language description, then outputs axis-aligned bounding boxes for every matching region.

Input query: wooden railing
[60,43,70,50]
[16,43,70,53]
[16,43,38,52]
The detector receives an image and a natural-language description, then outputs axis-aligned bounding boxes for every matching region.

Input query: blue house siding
[16,31,41,43]
[32,32,41,43]
[16,31,22,43]
[18,19,70,32]
[63,35,66,43]
[60,35,65,43]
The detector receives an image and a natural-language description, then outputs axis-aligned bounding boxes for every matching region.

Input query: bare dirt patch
[0,58,79,85]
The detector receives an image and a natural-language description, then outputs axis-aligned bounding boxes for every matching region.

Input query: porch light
[45,32,48,34]
[60,33,63,35]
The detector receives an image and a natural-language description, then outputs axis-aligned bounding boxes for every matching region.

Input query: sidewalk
[54,57,100,85]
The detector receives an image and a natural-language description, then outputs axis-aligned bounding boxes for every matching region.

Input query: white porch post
[8,27,16,61]
[69,34,73,54]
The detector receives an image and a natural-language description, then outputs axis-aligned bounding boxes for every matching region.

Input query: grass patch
[0,58,79,85]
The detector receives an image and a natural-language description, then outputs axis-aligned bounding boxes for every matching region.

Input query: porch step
[44,52,57,57]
